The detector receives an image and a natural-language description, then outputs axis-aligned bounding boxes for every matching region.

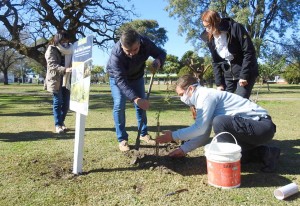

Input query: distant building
[145,73,178,85]
[267,75,287,84]
[26,72,44,83]
[0,72,14,83]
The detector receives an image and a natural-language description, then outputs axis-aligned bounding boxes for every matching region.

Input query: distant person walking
[200,10,258,99]
[106,28,166,151]
[45,30,73,134]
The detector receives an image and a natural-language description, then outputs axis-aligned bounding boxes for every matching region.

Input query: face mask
[180,83,199,106]
[180,88,193,106]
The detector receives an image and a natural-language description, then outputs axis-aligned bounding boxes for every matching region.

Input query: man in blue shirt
[107,28,166,151]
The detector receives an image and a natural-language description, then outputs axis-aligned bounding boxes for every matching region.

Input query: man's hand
[156,130,173,144]
[149,59,161,74]
[239,79,248,87]
[152,59,161,68]
[134,98,150,110]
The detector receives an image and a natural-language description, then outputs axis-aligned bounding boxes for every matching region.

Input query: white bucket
[204,132,242,189]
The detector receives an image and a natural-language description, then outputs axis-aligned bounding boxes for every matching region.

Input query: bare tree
[0,46,23,84]
[0,0,135,67]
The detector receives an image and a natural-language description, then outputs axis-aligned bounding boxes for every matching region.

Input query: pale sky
[92,0,195,66]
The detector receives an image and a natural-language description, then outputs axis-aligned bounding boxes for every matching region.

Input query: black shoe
[260,146,281,173]
[241,150,252,164]
[241,147,262,164]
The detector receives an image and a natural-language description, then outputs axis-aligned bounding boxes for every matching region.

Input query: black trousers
[225,76,257,99]
[212,115,276,151]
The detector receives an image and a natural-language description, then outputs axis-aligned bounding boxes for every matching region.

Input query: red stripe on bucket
[206,159,241,189]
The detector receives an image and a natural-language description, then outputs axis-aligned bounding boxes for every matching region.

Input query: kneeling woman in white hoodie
[156,75,280,173]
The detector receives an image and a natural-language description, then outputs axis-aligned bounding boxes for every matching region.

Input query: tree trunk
[3,70,8,85]
[267,82,270,92]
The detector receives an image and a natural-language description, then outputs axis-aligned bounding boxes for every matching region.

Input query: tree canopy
[116,20,168,47]
[165,0,300,57]
[0,0,135,66]
[163,54,181,74]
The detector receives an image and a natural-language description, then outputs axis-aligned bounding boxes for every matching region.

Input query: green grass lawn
[0,83,300,205]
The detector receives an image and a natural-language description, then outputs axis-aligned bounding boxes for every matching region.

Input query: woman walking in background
[45,30,73,134]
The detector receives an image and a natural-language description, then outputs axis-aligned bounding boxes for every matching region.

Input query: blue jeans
[109,77,148,142]
[52,87,70,127]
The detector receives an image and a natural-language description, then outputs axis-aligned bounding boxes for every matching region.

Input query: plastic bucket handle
[207,132,238,153]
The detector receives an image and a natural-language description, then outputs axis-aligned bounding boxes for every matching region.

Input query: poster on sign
[70,36,93,116]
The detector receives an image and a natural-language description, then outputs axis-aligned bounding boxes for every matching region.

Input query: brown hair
[201,10,221,41]
[176,75,198,90]
[48,30,70,46]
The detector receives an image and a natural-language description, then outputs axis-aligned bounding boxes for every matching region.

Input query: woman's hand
[239,79,248,87]
[169,148,185,158]
[216,85,224,91]
[65,67,72,73]
[156,130,173,144]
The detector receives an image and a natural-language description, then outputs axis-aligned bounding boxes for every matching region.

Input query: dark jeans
[52,87,70,127]
[225,76,257,99]
[212,115,276,151]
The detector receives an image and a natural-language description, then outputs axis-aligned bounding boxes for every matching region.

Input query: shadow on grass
[240,172,295,188]
[85,125,188,132]
[0,131,75,142]
[85,155,207,176]
[0,94,51,104]
[0,111,51,117]
[0,125,187,142]
[265,85,300,90]
[255,90,300,95]
[88,95,189,112]
[137,154,207,176]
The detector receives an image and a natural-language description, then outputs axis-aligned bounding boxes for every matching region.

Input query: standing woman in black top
[200,10,258,99]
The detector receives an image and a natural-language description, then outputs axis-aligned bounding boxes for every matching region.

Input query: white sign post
[69,36,93,174]
[73,113,86,174]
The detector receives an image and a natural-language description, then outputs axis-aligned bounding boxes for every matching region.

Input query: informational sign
[70,36,93,116]
[69,35,93,175]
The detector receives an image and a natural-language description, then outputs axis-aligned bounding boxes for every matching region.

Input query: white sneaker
[119,140,130,152]
[55,126,64,134]
[61,123,68,132]
[140,135,156,145]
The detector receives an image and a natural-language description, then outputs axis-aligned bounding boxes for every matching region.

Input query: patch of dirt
[48,163,74,179]
[36,157,78,180]
[124,142,207,176]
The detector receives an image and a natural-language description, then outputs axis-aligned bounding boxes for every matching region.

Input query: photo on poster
[71,63,84,85]
[70,58,93,115]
